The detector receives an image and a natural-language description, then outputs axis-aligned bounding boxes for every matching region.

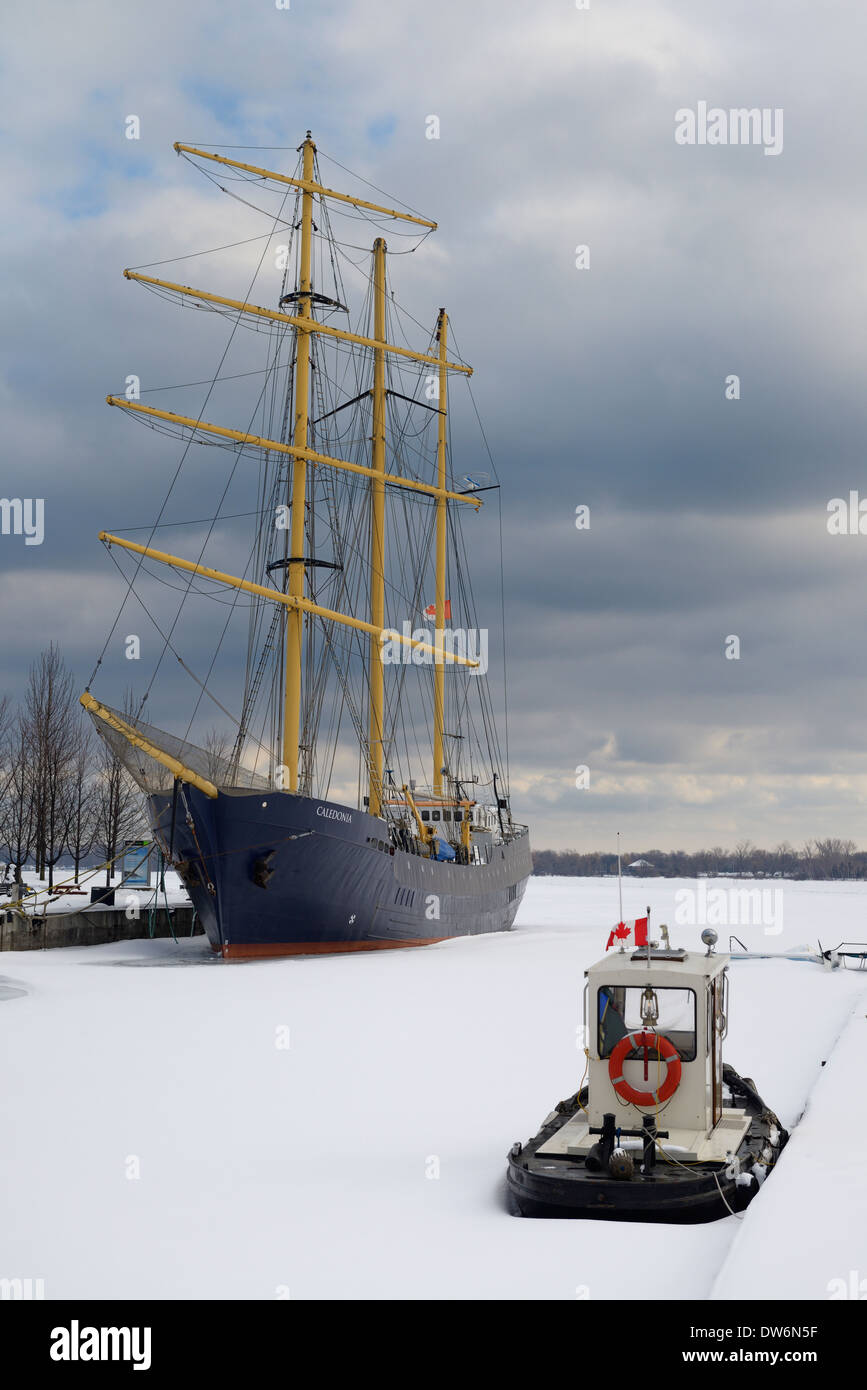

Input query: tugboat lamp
[640,985,659,1026]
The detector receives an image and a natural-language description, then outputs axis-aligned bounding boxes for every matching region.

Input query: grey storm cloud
[2,0,866,849]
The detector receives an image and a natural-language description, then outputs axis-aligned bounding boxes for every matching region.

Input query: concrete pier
[0,904,201,952]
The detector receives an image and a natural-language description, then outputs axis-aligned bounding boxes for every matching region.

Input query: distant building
[627,858,655,871]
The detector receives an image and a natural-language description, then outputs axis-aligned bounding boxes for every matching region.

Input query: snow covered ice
[0,876,864,1300]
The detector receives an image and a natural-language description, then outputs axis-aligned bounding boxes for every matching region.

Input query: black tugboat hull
[148,785,532,957]
[506,1069,788,1224]
[507,1159,754,1223]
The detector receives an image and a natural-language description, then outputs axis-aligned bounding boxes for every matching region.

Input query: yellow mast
[433,310,448,797]
[94,532,480,666]
[105,397,480,509]
[174,144,438,230]
[283,133,315,792]
[122,271,473,376]
[368,239,387,816]
[80,692,218,799]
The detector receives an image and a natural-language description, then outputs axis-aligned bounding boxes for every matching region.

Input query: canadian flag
[424,600,451,620]
[606,917,648,951]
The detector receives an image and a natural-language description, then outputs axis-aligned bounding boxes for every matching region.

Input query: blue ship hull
[149,787,531,957]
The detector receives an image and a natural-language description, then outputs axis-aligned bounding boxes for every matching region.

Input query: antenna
[617,831,623,925]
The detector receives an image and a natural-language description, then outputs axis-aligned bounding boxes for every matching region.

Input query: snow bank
[711,997,867,1301]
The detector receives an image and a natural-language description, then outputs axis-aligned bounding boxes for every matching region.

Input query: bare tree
[0,711,34,890]
[21,646,80,889]
[92,692,145,889]
[93,743,143,888]
[0,695,12,759]
[202,726,232,784]
[65,719,97,882]
[0,694,17,864]
[733,839,755,872]
[809,837,851,880]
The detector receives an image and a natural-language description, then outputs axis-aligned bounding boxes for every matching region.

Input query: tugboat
[507,926,788,1222]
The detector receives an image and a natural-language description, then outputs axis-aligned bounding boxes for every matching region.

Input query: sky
[2,0,867,851]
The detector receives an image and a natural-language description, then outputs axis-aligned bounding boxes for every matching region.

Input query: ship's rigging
[83,135,513,852]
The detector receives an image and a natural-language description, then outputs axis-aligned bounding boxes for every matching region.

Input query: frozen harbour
[0,876,865,1301]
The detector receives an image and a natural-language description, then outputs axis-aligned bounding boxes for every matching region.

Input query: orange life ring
[608,1030,682,1108]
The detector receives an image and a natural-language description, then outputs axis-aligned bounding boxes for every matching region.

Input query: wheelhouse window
[597,986,696,1062]
[421,811,430,822]
[432,810,441,821]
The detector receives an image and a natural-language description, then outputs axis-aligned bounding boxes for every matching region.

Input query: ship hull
[148,787,531,957]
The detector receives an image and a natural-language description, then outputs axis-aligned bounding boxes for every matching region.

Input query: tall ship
[81,134,531,957]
